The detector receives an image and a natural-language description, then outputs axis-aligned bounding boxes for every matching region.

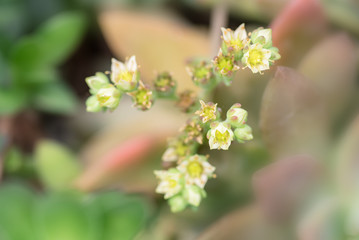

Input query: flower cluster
[155,101,252,212]
[86,56,159,112]
[155,155,215,212]
[215,24,280,77]
[85,24,276,214]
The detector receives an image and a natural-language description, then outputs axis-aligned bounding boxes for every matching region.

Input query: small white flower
[242,43,272,74]
[96,84,121,109]
[221,23,248,51]
[207,122,234,150]
[85,72,109,94]
[154,169,183,199]
[111,56,139,92]
[177,155,215,188]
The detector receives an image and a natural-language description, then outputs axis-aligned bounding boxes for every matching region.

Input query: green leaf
[34,195,98,240]
[32,83,78,114]
[92,192,149,240]
[10,11,87,70]
[0,88,28,116]
[0,184,36,240]
[34,140,81,191]
[35,11,87,65]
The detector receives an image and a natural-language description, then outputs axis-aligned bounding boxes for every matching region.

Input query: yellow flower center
[248,49,264,66]
[116,71,133,83]
[175,142,188,156]
[217,57,233,73]
[229,38,243,50]
[215,130,230,144]
[187,161,203,178]
[168,178,178,188]
[97,94,110,106]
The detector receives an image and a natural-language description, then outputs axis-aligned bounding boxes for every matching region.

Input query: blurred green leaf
[35,11,87,65]
[33,83,78,114]
[0,88,28,116]
[93,192,150,240]
[35,195,98,240]
[260,67,328,158]
[34,140,81,191]
[4,147,24,173]
[0,184,35,240]
[11,11,86,70]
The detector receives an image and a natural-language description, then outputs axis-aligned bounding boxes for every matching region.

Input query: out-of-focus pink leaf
[334,115,359,200]
[75,134,162,192]
[298,33,357,119]
[260,67,328,158]
[271,0,328,66]
[252,155,321,221]
[197,205,290,240]
[98,9,210,92]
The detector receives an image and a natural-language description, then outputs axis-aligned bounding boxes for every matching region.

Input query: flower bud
[96,84,122,110]
[234,124,253,143]
[154,72,176,97]
[85,72,109,94]
[168,195,187,212]
[183,185,206,207]
[129,81,154,111]
[226,103,248,128]
[251,28,272,48]
[86,95,102,112]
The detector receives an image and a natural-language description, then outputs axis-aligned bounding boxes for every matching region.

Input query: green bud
[96,84,122,110]
[226,103,248,128]
[154,72,176,98]
[168,195,187,212]
[183,185,206,207]
[85,72,109,94]
[269,47,281,63]
[251,28,272,48]
[86,95,103,112]
[234,124,253,143]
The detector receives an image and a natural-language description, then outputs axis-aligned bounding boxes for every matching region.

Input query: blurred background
[0,0,358,239]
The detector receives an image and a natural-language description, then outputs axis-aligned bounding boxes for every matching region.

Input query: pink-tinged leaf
[260,67,328,158]
[98,9,210,92]
[334,115,359,200]
[252,155,321,221]
[271,0,328,66]
[75,134,162,192]
[197,205,290,240]
[298,33,357,119]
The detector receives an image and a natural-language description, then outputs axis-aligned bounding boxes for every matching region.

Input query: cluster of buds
[213,24,280,78]
[85,56,155,112]
[155,154,215,212]
[207,103,253,150]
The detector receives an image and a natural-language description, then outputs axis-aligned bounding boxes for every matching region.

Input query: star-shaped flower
[154,169,184,199]
[111,56,139,92]
[242,43,272,74]
[207,121,234,150]
[177,154,215,188]
[195,100,218,123]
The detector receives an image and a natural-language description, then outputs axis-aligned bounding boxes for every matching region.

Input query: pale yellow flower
[154,169,183,199]
[207,122,234,150]
[111,56,139,91]
[242,43,271,74]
